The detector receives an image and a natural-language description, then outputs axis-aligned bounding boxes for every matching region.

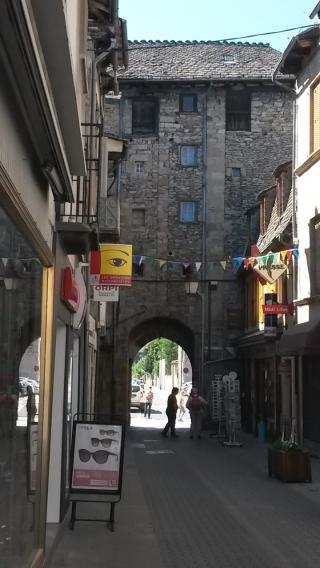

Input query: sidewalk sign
[69,414,125,531]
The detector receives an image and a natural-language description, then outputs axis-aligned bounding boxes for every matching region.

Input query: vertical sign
[264,292,278,336]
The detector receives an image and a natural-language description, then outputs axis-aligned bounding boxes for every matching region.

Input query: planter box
[268,448,312,482]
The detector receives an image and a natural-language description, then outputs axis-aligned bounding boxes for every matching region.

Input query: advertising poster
[93,284,119,302]
[90,244,132,286]
[70,422,124,493]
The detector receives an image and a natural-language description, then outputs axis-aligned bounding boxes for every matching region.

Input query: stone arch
[129,316,194,367]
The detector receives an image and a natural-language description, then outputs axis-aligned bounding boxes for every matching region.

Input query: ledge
[295,148,320,177]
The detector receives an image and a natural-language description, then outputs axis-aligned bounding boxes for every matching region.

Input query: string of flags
[132,248,299,272]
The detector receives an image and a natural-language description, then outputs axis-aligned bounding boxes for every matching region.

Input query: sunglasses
[90,437,118,448]
[78,449,118,464]
[99,429,118,437]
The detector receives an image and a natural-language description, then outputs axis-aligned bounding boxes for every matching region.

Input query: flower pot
[268,448,312,482]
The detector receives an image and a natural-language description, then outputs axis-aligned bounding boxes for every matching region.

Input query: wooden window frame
[226,90,251,131]
[310,77,320,154]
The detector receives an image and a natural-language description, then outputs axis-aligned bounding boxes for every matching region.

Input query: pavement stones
[47,423,320,568]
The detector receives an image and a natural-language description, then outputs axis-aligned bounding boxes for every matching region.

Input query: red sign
[61,267,80,313]
[262,303,293,315]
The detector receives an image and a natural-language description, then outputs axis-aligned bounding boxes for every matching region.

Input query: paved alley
[47,401,320,568]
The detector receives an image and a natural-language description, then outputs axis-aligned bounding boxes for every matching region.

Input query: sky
[119,0,317,53]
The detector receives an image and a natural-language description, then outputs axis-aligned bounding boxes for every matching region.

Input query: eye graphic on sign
[101,248,130,274]
[108,256,128,267]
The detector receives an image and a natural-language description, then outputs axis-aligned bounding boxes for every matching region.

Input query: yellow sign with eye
[90,244,132,286]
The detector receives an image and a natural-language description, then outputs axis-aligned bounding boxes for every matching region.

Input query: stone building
[99,40,293,421]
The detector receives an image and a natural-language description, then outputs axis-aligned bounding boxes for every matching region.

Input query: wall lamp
[184,281,199,295]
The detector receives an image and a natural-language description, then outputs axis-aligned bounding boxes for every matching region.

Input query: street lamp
[184,281,199,295]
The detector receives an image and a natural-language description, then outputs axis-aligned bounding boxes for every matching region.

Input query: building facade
[99,40,293,421]
[0,1,126,565]
[275,15,320,444]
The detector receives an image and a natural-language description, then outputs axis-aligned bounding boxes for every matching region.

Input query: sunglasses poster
[71,422,124,492]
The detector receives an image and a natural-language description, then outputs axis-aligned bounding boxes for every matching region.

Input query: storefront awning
[277,320,320,356]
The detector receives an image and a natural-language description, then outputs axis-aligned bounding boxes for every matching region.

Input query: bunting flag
[2,258,8,267]
[128,248,299,274]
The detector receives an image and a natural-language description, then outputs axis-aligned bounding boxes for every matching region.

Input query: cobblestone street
[48,398,320,568]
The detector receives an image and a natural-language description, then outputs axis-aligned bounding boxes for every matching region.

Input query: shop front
[0,203,53,566]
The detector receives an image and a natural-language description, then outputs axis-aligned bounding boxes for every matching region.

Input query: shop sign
[93,285,119,302]
[90,244,132,286]
[73,267,87,330]
[70,421,125,493]
[61,267,80,313]
[264,292,278,337]
[254,261,287,284]
[263,303,294,315]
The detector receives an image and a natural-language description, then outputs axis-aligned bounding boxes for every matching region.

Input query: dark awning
[277,320,320,356]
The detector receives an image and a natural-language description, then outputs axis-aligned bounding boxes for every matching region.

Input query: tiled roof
[257,188,293,252]
[117,40,288,82]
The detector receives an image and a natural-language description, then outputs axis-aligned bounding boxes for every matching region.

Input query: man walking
[161,387,179,438]
[144,387,153,418]
[186,387,208,439]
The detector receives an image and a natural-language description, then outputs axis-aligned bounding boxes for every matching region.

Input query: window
[224,54,237,64]
[310,79,320,153]
[135,162,145,173]
[132,99,157,135]
[132,208,145,227]
[231,167,241,178]
[180,201,196,223]
[180,94,197,112]
[310,214,320,294]
[180,146,197,166]
[226,90,251,131]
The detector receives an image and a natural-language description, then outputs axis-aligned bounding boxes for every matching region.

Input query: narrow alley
[48,395,320,568]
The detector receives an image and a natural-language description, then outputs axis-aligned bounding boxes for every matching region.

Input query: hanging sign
[263,303,294,315]
[253,261,287,284]
[93,285,119,302]
[90,244,132,286]
[61,267,80,312]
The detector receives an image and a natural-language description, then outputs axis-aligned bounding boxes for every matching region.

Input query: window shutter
[312,82,320,151]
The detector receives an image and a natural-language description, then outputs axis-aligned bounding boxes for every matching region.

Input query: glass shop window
[0,205,43,565]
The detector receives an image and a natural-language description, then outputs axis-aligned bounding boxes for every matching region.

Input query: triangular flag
[292,249,299,260]
[183,263,190,270]
[2,258,8,267]
[220,261,227,271]
[260,255,267,266]
[159,260,166,268]
[207,261,214,271]
[280,251,287,262]
[133,255,141,265]
[195,262,202,272]
[139,256,145,266]
[171,262,178,270]
[286,250,293,262]
[232,257,244,272]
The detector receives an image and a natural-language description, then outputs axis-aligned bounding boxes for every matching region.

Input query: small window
[180,95,197,112]
[180,146,197,166]
[132,208,145,227]
[180,201,196,223]
[135,162,145,173]
[310,79,320,153]
[231,167,241,178]
[132,99,157,135]
[226,90,251,131]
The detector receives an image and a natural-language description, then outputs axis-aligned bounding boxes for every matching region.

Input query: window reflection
[0,207,42,564]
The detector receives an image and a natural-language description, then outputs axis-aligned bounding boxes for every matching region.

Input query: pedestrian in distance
[178,392,186,421]
[186,387,208,439]
[161,387,179,438]
[144,387,153,418]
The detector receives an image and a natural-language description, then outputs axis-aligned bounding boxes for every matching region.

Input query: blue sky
[119,0,316,52]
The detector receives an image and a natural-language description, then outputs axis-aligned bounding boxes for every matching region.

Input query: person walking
[178,392,186,421]
[144,387,153,418]
[161,387,179,438]
[186,387,208,439]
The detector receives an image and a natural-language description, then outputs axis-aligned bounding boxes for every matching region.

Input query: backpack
[191,396,202,411]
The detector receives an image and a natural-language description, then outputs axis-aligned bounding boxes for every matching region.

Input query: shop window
[179,201,197,223]
[180,146,197,167]
[226,90,251,131]
[180,94,198,112]
[310,78,320,153]
[310,214,320,295]
[132,98,157,135]
[0,206,43,564]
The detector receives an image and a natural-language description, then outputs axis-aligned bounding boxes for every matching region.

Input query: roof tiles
[118,40,286,82]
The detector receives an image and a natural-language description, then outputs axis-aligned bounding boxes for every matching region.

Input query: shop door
[303,357,320,443]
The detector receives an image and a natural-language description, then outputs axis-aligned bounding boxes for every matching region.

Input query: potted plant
[268,440,312,482]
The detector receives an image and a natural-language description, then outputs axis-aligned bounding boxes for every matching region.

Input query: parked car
[130,384,143,410]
